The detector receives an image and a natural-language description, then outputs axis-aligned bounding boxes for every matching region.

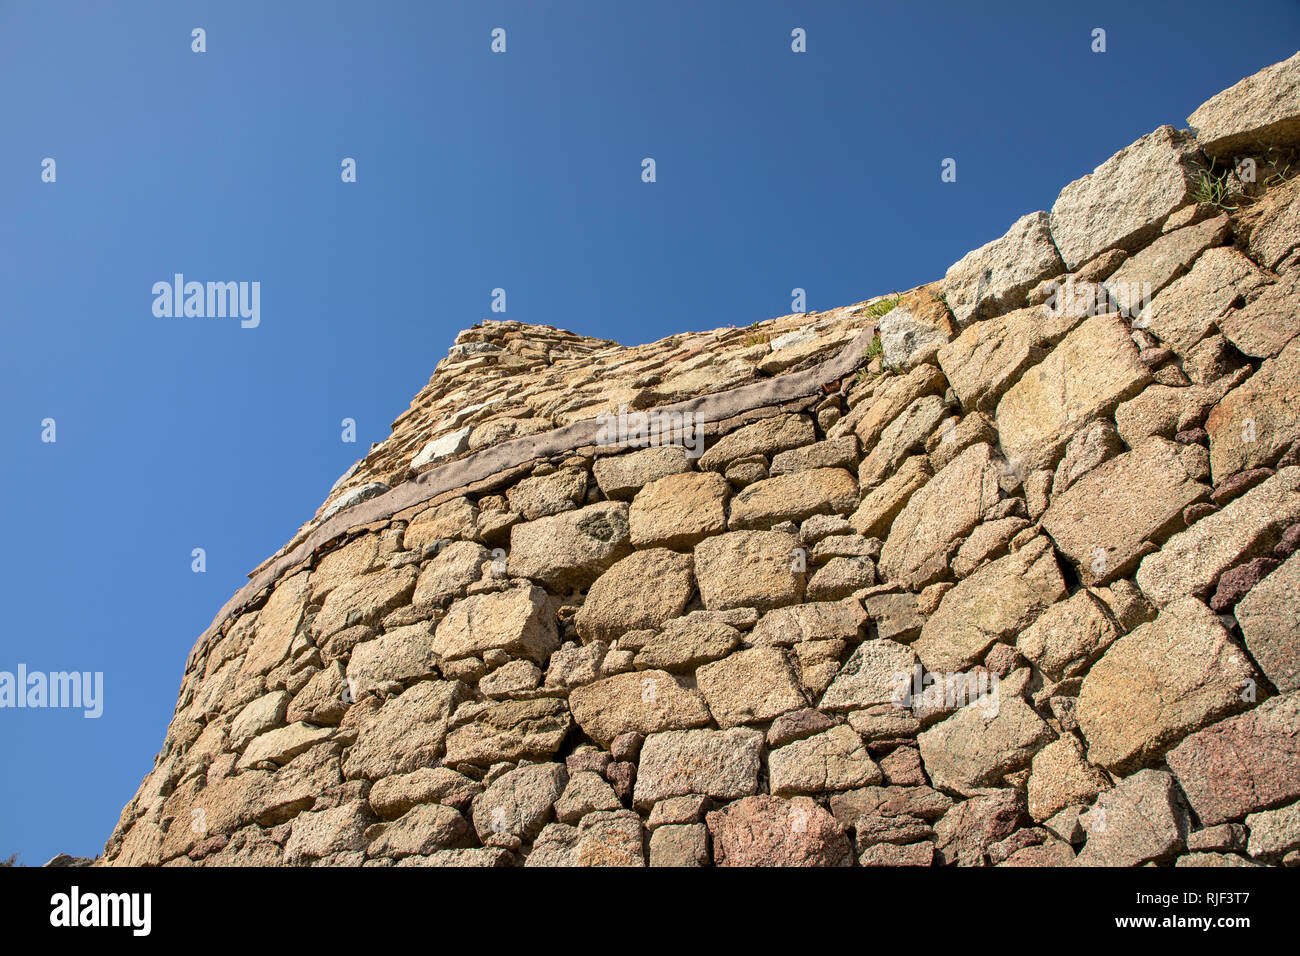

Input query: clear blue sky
[2,0,1296,864]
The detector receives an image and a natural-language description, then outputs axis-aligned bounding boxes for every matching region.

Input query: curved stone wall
[105,52,1300,867]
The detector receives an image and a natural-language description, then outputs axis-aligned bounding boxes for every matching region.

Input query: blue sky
[1,0,1296,864]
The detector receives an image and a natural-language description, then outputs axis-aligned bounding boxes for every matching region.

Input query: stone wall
[104,52,1300,867]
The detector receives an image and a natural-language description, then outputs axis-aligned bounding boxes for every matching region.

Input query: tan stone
[941,211,1065,326]
[1234,551,1300,693]
[857,397,947,489]
[878,442,1002,589]
[443,697,571,765]
[573,548,695,642]
[1076,597,1254,771]
[699,414,815,471]
[849,454,932,539]
[629,471,729,547]
[879,284,958,366]
[1102,213,1231,316]
[1049,126,1203,270]
[918,695,1054,796]
[770,436,859,476]
[342,680,465,780]
[1026,735,1111,822]
[1042,437,1210,585]
[507,501,632,590]
[432,585,557,663]
[309,536,379,603]
[404,497,480,552]
[632,617,741,672]
[730,467,858,530]
[912,536,1066,673]
[694,530,804,611]
[1220,273,1300,359]
[311,567,417,640]
[769,725,882,796]
[696,647,808,728]
[1135,467,1300,606]
[412,540,490,608]
[506,469,587,520]
[1137,247,1273,355]
[938,306,1047,413]
[1016,588,1120,681]
[854,364,947,450]
[1206,337,1300,482]
[237,722,334,770]
[819,639,916,712]
[633,728,764,807]
[996,314,1150,474]
[1187,50,1300,158]
[592,445,692,500]
[368,767,482,819]
[569,670,711,746]
[749,598,867,646]
[1114,385,1186,447]
[239,571,310,680]
[346,623,439,695]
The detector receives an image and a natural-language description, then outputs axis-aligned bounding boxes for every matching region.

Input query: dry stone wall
[105,52,1300,867]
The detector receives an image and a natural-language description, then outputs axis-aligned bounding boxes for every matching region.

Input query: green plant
[863,331,883,361]
[1190,159,1243,212]
[863,293,901,320]
[744,331,771,346]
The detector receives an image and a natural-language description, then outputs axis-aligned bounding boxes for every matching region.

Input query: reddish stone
[1183,502,1218,527]
[566,749,611,776]
[1210,557,1281,612]
[1275,524,1300,560]
[707,795,852,866]
[1139,346,1174,368]
[609,732,644,763]
[766,708,835,748]
[605,761,636,802]
[984,642,1023,678]
[1166,692,1300,825]
[1175,427,1209,447]
[188,834,230,860]
[932,790,1025,866]
[878,746,927,786]
[1212,468,1276,506]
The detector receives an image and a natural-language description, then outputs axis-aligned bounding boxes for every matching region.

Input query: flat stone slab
[1166,691,1300,826]
[1049,126,1203,270]
[996,314,1150,474]
[1076,597,1254,772]
[1042,436,1210,586]
[1188,50,1300,159]
[1136,467,1300,607]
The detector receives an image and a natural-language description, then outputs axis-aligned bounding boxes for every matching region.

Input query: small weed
[864,331,883,361]
[863,293,902,320]
[1191,159,1244,212]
